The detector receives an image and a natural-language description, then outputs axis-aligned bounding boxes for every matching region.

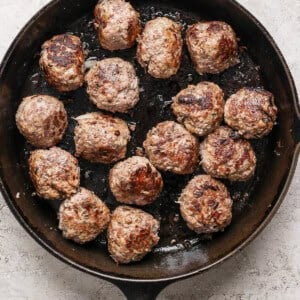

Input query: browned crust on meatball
[59,187,110,244]
[109,156,163,206]
[74,112,131,164]
[107,206,160,264]
[186,21,239,74]
[137,17,183,79]
[143,121,199,175]
[172,81,225,136]
[39,34,85,92]
[224,88,278,139]
[29,147,80,200]
[179,175,232,234]
[85,58,139,113]
[94,0,141,51]
[200,126,257,181]
[16,95,68,148]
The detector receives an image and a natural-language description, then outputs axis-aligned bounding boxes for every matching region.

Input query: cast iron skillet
[0,0,299,299]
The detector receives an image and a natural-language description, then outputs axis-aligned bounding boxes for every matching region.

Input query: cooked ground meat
[186,21,239,74]
[74,112,131,164]
[58,187,110,244]
[224,87,278,139]
[85,58,139,113]
[29,147,80,200]
[143,121,199,175]
[39,34,85,92]
[137,17,183,79]
[94,0,141,51]
[200,126,257,181]
[16,95,67,148]
[109,156,163,206]
[107,206,160,264]
[179,175,232,234]
[172,81,225,136]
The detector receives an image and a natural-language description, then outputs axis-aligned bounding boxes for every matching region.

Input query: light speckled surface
[0,0,300,299]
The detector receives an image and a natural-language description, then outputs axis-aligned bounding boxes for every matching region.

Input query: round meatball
[143,121,199,175]
[109,156,163,206]
[172,81,224,136]
[137,17,183,79]
[94,0,141,51]
[29,147,80,200]
[58,188,110,244]
[40,34,85,92]
[16,95,67,148]
[224,88,278,139]
[200,126,257,181]
[186,21,239,74]
[107,206,160,264]
[179,175,232,234]
[85,58,139,113]
[74,112,130,164]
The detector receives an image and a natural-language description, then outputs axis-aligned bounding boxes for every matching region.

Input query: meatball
[172,81,225,136]
[109,156,163,206]
[58,188,110,244]
[16,95,67,148]
[143,121,199,175]
[179,175,232,234]
[224,88,278,139]
[85,58,139,113]
[74,112,130,164]
[200,126,257,181]
[137,17,183,79]
[29,147,80,200]
[40,34,85,92]
[107,206,160,264]
[94,0,141,51]
[186,21,239,74]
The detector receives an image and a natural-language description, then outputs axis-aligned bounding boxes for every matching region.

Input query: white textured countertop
[0,0,300,299]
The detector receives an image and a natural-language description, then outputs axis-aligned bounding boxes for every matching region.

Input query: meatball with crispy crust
[143,121,199,175]
[172,81,225,136]
[74,112,130,164]
[85,58,139,113]
[40,34,85,92]
[137,17,183,79]
[107,206,160,264]
[200,126,257,181]
[58,188,110,244]
[94,0,141,51]
[186,21,239,74]
[16,95,67,148]
[179,175,232,234]
[109,156,163,206]
[29,147,80,200]
[224,88,278,139]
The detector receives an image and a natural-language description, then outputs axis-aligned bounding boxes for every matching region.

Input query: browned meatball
[16,95,67,148]
[58,188,110,244]
[172,81,224,136]
[224,88,278,139]
[29,147,80,200]
[200,126,257,181]
[179,175,232,234]
[143,121,199,175]
[85,58,139,113]
[137,17,183,79]
[107,206,160,264]
[94,0,141,51]
[74,112,130,164]
[186,21,239,74]
[109,156,163,206]
[40,34,85,92]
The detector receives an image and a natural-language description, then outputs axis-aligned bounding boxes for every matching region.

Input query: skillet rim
[0,0,299,283]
